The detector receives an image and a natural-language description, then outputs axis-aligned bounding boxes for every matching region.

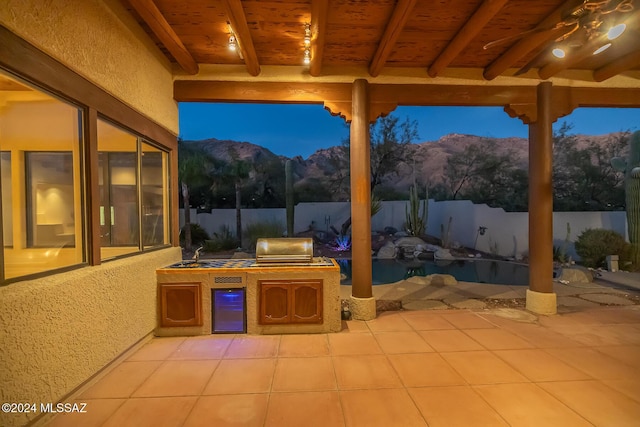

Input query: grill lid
[255,237,313,264]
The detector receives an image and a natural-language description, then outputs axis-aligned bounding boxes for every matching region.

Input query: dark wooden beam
[483,0,583,80]
[538,38,602,80]
[310,0,329,77]
[174,79,640,108]
[428,0,509,78]
[564,86,640,107]
[222,0,261,76]
[593,49,640,81]
[174,81,352,103]
[125,0,198,75]
[369,0,417,77]
[371,83,537,106]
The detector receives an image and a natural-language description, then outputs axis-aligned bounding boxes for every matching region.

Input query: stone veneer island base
[156,258,342,336]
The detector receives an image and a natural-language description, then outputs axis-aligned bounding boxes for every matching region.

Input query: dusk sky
[179,103,640,158]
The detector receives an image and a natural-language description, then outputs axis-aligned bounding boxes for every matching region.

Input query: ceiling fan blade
[483,20,576,50]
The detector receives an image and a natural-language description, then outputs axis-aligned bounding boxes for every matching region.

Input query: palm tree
[178,140,216,250]
[221,148,251,246]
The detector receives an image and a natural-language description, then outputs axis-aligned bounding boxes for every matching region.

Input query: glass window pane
[141,142,169,248]
[1,152,11,249]
[0,71,84,280]
[97,119,140,260]
[26,152,75,248]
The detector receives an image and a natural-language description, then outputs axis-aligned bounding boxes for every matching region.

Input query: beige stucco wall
[0,247,182,427]
[0,0,178,134]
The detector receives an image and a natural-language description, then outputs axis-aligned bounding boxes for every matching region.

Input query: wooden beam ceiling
[428,0,509,78]
[539,9,640,80]
[222,0,260,76]
[120,1,640,83]
[310,0,329,77]
[483,0,584,80]
[369,0,417,77]
[594,49,640,81]
[125,0,198,75]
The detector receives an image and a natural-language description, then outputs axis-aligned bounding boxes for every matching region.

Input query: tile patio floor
[46,305,640,427]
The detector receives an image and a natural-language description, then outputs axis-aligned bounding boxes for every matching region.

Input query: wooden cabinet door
[159,283,202,327]
[260,282,290,324]
[259,279,322,325]
[291,280,322,323]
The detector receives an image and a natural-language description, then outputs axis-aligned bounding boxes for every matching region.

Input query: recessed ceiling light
[607,23,626,40]
[552,48,566,58]
[593,43,612,55]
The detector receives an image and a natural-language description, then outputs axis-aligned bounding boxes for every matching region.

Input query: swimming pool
[338,258,532,286]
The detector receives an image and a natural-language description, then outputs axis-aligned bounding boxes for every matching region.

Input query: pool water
[338,258,533,286]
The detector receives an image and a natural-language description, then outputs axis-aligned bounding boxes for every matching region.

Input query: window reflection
[97,121,169,260]
[1,152,11,248]
[98,120,139,259]
[0,71,84,280]
[26,152,76,248]
[141,142,169,248]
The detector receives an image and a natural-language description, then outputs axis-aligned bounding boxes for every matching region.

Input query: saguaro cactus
[611,130,640,265]
[285,159,294,237]
[405,183,428,236]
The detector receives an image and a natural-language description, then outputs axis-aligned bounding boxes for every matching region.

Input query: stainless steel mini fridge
[212,288,246,333]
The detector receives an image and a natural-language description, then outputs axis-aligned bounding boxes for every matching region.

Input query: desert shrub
[203,225,238,252]
[180,223,210,246]
[244,220,285,250]
[574,228,631,269]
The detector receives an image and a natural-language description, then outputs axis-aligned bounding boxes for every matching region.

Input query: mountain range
[188,132,624,195]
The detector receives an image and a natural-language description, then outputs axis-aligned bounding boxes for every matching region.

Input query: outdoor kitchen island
[156,239,342,336]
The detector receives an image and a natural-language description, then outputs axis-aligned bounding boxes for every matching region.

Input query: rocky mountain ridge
[186,132,624,193]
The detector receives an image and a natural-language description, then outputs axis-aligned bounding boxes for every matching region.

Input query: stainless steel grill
[255,238,314,264]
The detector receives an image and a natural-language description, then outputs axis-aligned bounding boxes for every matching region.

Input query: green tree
[553,123,627,211]
[443,140,524,208]
[369,115,418,192]
[328,114,419,197]
[178,140,217,250]
[220,148,251,245]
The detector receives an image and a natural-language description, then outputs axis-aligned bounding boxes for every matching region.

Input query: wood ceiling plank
[369,0,417,77]
[121,0,639,80]
[594,50,640,82]
[125,0,199,74]
[483,0,583,80]
[428,0,510,77]
[222,0,261,76]
[310,0,329,76]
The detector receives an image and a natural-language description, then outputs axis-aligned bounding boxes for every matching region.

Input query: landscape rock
[428,274,458,286]
[434,249,455,260]
[405,274,457,286]
[558,266,594,283]
[377,242,397,259]
[395,237,428,247]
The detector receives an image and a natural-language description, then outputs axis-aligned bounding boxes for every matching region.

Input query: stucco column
[527,81,556,315]
[349,79,375,320]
